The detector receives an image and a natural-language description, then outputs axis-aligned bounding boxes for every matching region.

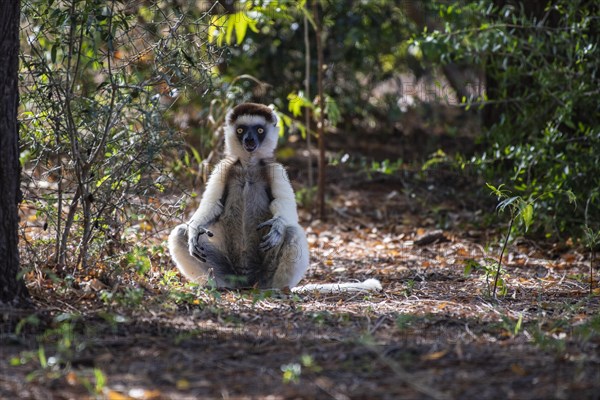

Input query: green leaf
[279,114,293,137]
[234,13,249,45]
[521,203,534,231]
[225,15,236,45]
[287,92,313,117]
[248,18,260,34]
[38,346,47,369]
[190,147,202,164]
[96,174,110,188]
[497,196,519,213]
[486,182,507,198]
[208,15,226,44]
[297,123,307,139]
[51,44,58,63]
[565,190,576,204]
[94,368,106,393]
[324,95,341,126]
[514,313,523,336]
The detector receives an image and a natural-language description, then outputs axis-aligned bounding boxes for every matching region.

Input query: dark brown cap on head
[228,103,275,124]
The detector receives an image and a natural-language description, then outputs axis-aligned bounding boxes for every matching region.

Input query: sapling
[487,184,535,299]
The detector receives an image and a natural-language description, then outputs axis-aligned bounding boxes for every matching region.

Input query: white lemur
[168,103,381,293]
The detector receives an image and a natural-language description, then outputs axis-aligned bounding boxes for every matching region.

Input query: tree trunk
[313,1,327,221]
[0,0,30,305]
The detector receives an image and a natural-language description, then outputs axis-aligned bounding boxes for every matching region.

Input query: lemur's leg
[168,224,235,287]
[258,220,309,289]
[257,162,309,288]
[168,224,209,284]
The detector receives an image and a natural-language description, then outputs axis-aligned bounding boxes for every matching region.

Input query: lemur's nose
[243,137,257,152]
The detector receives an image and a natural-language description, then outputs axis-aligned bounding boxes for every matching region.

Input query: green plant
[500,313,523,338]
[100,287,144,307]
[281,362,302,384]
[295,186,317,210]
[463,257,509,298]
[281,354,322,384]
[487,184,538,298]
[285,90,341,215]
[310,311,332,327]
[415,0,600,238]
[126,246,152,277]
[370,159,404,176]
[9,313,108,396]
[87,368,107,396]
[20,0,223,273]
[250,288,278,305]
[11,313,85,384]
[300,354,322,373]
[402,279,415,297]
[486,183,576,297]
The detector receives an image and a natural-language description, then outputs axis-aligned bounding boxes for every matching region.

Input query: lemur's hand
[257,217,285,252]
[189,226,214,262]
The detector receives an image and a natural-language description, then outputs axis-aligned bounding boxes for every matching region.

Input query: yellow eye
[236,127,244,134]
[257,127,264,134]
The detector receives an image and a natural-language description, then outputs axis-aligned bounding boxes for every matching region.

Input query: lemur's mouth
[243,142,257,152]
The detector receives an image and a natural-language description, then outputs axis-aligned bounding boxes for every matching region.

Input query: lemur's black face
[236,124,266,153]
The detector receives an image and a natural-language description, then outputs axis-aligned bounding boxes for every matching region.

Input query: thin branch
[590,248,595,296]
[493,217,513,299]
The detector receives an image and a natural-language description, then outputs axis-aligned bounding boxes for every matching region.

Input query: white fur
[224,114,279,164]
[167,158,237,284]
[167,224,208,283]
[292,279,383,294]
[268,163,299,225]
[187,158,235,228]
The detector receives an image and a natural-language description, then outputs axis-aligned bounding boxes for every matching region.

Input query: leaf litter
[2,166,600,399]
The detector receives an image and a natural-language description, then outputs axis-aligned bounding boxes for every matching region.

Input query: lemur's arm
[257,162,299,251]
[187,158,235,245]
[268,163,298,224]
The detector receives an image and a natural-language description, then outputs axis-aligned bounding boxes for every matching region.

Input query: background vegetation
[18,0,600,273]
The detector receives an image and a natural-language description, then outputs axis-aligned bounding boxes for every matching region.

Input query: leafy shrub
[414,0,600,237]
[19,0,224,271]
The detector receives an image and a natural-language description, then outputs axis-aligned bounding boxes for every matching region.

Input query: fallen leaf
[66,371,79,386]
[511,364,527,376]
[176,379,190,390]
[106,390,131,400]
[421,350,448,361]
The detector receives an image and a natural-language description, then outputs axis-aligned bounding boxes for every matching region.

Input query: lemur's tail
[292,279,382,294]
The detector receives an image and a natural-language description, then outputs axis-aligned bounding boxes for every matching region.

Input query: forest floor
[2,142,600,399]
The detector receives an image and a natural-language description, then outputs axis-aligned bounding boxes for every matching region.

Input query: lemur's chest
[225,164,272,213]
